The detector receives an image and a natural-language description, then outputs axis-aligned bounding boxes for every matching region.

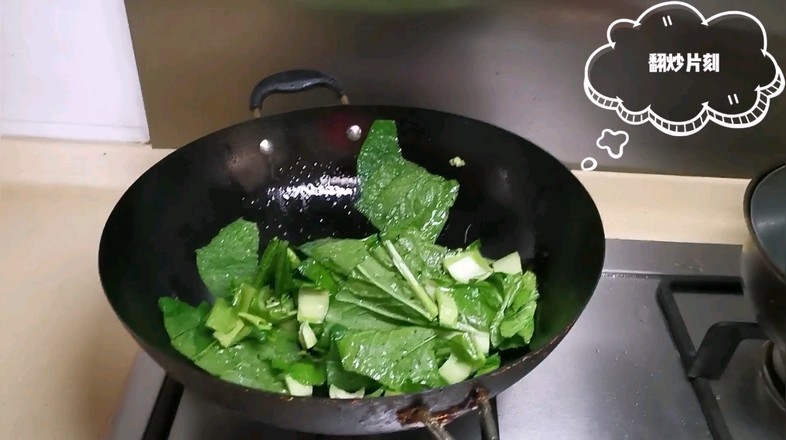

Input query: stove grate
[656,276,768,440]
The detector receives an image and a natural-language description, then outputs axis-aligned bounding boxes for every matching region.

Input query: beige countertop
[0,137,752,439]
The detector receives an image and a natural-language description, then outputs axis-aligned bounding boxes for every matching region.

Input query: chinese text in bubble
[648,53,720,73]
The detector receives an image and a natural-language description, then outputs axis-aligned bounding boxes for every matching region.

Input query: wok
[98,70,605,437]
[741,162,786,378]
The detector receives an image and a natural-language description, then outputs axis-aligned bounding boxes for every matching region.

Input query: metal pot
[741,162,786,373]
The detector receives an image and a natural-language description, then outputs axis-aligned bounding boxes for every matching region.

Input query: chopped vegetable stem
[382,240,439,319]
[335,295,424,325]
[356,264,432,320]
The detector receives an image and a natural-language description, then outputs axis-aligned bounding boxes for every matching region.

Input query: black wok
[98,70,605,437]
[742,162,786,384]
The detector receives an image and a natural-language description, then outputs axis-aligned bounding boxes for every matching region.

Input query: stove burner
[656,276,775,440]
[761,342,786,411]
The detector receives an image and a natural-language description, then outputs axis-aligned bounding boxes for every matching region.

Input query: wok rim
[743,161,786,283]
[97,103,606,408]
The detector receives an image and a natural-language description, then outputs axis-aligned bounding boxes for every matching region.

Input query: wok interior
[99,105,605,380]
[749,164,786,274]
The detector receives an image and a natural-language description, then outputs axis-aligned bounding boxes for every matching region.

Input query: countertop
[0,137,753,439]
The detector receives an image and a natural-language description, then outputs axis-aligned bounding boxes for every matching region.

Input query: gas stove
[107,240,785,440]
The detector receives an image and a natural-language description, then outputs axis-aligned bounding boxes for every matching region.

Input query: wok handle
[248,69,349,117]
[411,388,500,440]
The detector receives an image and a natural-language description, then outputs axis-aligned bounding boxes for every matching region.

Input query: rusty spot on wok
[397,388,486,427]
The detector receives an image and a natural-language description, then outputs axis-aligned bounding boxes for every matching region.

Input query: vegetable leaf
[220,356,286,392]
[335,327,442,391]
[307,239,438,325]
[297,258,340,292]
[273,242,297,297]
[193,341,286,393]
[356,119,401,176]
[159,297,288,393]
[325,342,376,392]
[324,300,399,331]
[352,246,435,319]
[256,294,297,324]
[451,280,503,332]
[477,353,501,376]
[288,360,327,386]
[196,219,260,298]
[256,327,302,372]
[298,237,375,276]
[491,271,539,347]
[336,278,431,326]
[356,120,459,243]
[254,237,297,299]
[159,297,214,358]
[446,332,485,367]
[392,231,452,282]
[255,237,282,288]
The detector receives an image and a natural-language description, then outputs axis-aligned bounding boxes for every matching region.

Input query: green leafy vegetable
[194,342,287,393]
[299,237,374,276]
[446,331,485,366]
[255,327,302,372]
[323,300,399,332]
[356,120,459,242]
[254,237,298,298]
[206,298,246,347]
[492,271,539,347]
[288,360,327,386]
[335,327,442,391]
[159,118,542,398]
[336,278,431,326]
[382,240,439,318]
[477,353,501,376]
[159,297,213,358]
[325,342,377,393]
[297,259,340,292]
[343,244,436,323]
[196,219,260,298]
[391,231,452,283]
[451,280,503,332]
[160,297,288,392]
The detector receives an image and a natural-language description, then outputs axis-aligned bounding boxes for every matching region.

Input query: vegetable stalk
[382,240,439,319]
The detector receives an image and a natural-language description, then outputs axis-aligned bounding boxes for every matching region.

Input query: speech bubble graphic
[581,128,630,171]
[581,157,599,172]
[596,128,629,159]
[584,1,784,137]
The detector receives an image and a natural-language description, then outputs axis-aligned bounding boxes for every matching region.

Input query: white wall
[0,0,149,143]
